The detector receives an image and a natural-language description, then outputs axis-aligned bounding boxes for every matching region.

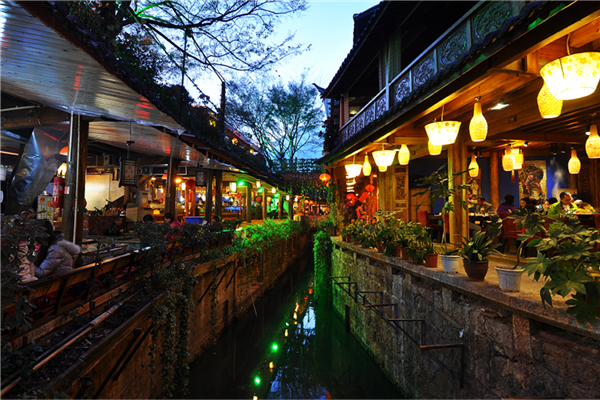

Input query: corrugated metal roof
[0,1,185,133]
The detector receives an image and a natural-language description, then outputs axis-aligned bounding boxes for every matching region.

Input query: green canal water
[187,253,404,399]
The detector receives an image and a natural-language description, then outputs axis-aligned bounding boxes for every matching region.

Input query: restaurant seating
[595,213,600,229]
[499,213,524,254]
[418,210,443,242]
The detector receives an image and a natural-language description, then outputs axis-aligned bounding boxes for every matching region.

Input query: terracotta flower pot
[376,242,384,253]
[401,247,409,260]
[463,260,489,281]
[345,234,352,242]
[424,253,438,268]
[394,245,403,258]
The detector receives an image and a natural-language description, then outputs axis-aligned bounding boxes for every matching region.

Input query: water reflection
[187,255,404,399]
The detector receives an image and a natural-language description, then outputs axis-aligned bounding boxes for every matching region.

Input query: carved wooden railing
[338,1,525,145]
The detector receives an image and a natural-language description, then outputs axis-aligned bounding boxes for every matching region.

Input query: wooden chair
[499,215,523,254]
[418,210,443,242]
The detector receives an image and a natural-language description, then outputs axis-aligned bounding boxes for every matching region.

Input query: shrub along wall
[331,239,600,399]
[8,221,309,399]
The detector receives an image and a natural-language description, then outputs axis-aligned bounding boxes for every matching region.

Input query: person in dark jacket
[104,215,125,236]
[209,215,223,232]
[497,194,517,214]
[34,220,81,278]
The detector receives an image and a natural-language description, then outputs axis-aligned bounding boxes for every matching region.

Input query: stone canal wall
[40,233,309,399]
[330,238,600,399]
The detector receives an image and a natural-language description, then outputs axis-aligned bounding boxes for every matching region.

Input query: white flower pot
[495,267,524,292]
[440,255,460,274]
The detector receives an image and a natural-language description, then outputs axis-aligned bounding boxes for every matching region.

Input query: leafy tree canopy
[226,75,324,169]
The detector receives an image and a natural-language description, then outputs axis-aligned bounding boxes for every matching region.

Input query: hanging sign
[196,169,206,187]
[119,158,139,187]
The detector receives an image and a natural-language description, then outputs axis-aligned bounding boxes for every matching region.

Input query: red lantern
[235,193,242,199]
[359,192,369,202]
[365,184,375,193]
[256,196,262,202]
[52,176,65,208]
[185,179,195,189]
[319,173,331,184]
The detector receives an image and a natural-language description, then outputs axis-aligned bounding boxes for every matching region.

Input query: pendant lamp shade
[256,181,261,188]
[512,148,523,170]
[372,147,395,172]
[345,163,362,178]
[428,140,442,156]
[398,144,410,165]
[362,155,372,176]
[540,52,600,100]
[229,182,237,193]
[568,150,581,174]
[468,155,479,178]
[469,100,487,142]
[425,120,461,145]
[586,124,600,159]
[502,147,515,171]
[537,83,563,118]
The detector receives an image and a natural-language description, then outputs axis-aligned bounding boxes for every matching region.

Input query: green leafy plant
[313,230,333,304]
[522,218,600,323]
[459,230,501,263]
[505,208,547,269]
[405,223,431,263]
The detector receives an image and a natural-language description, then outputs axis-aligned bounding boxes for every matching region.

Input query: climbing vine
[313,230,333,304]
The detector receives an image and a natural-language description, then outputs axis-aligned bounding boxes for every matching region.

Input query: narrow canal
[187,252,404,399]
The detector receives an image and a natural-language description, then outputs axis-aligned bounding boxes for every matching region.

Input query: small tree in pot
[412,164,470,272]
[459,230,501,281]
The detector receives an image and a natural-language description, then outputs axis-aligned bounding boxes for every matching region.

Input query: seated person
[34,220,81,278]
[519,197,537,213]
[142,214,155,223]
[470,196,495,214]
[104,215,125,236]
[573,199,595,213]
[497,194,517,214]
[208,215,223,232]
[547,191,579,218]
[164,212,182,241]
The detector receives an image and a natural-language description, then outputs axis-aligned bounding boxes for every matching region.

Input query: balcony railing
[338,1,525,146]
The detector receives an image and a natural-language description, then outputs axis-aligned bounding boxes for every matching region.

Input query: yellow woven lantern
[425,120,461,145]
[468,155,479,178]
[537,83,562,119]
[469,98,487,142]
[362,155,372,176]
[540,52,600,100]
[585,124,600,159]
[372,145,396,172]
[345,163,362,178]
[511,148,523,170]
[398,144,410,165]
[428,140,442,156]
[502,147,515,171]
[568,149,581,174]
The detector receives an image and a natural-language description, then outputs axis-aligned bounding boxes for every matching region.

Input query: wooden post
[490,152,500,211]
[73,119,89,246]
[164,155,178,217]
[63,113,79,242]
[278,192,283,219]
[205,169,213,223]
[262,190,267,220]
[288,195,293,219]
[448,133,468,243]
[246,183,252,223]
[191,186,197,216]
[214,170,223,218]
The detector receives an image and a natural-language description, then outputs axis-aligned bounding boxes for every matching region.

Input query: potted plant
[341,223,356,243]
[423,238,438,268]
[393,220,410,260]
[412,164,470,273]
[523,217,600,323]
[374,210,401,255]
[495,209,545,291]
[406,223,430,264]
[459,230,501,281]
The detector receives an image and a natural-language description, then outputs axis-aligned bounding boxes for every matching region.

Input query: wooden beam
[1,106,71,130]
[569,18,600,48]
[490,132,587,144]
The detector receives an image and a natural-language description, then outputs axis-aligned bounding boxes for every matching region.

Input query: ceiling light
[540,52,600,100]
[488,98,510,111]
[568,149,581,174]
[502,146,515,171]
[398,144,410,165]
[523,141,529,147]
[537,83,562,119]
[372,145,395,172]
[512,148,523,170]
[362,155,371,176]
[344,155,362,178]
[468,155,479,178]
[586,125,591,135]
[469,97,487,142]
[424,120,461,145]
[428,140,442,156]
[585,124,600,159]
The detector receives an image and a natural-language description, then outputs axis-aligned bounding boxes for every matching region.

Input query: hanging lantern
[428,140,442,156]
[271,188,276,194]
[365,184,375,193]
[256,181,261,188]
[59,146,69,156]
[362,155,372,176]
[372,145,395,172]
[468,155,479,178]
[235,193,242,199]
[231,137,238,145]
[511,148,523,170]
[344,163,362,178]
[540,52,600,100]
[256,196,262,202]
[319,173,331,184]
[161,173,167,179]
[537,83,563,118]
[229,182,237,193]
[568,149,581,174]
[286,195,290,201]
[398,144,410,165]
[586,124,600,159]
[185,179,195,189]
[502,147,515,171]
[469,98,487,142]
[424,120,461,145]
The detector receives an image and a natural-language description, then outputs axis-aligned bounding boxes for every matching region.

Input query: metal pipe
[0,106,39,112]
[419,343,463,350]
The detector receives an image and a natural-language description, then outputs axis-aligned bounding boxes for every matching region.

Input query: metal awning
[0,1,184,133]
